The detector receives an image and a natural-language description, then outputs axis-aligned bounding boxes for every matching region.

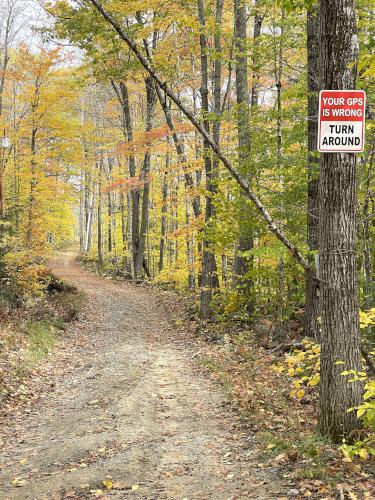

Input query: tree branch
[87,0,310,272]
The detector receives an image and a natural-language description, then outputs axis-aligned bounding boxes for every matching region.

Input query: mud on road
[0,252,285,499]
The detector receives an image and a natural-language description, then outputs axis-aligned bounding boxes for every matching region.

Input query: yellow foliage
[275,339,320,400]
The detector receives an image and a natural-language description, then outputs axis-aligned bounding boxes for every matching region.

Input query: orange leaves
[169,214,204,239]
[103,174,153,194]
[117,122,194,156]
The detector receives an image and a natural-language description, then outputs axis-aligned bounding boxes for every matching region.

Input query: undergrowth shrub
[1,250,49,306]
[274,339,320,399]
[276,309,375,459]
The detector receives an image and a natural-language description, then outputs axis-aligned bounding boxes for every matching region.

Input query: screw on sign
[318,90,366,153]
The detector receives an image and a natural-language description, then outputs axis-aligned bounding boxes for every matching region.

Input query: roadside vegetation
[0,271,84,408]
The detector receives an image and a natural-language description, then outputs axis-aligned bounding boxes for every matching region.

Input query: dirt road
[0,252,285,499]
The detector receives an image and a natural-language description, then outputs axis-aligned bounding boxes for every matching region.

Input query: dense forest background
[1,0,373,315]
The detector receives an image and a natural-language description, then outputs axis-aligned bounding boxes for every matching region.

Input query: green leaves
[275,0,315,12]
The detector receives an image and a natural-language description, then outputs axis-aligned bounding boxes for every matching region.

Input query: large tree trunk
[83,166,92,251]
[134,76,156,279]
[117,81,139,278]
[206,0,224,294]
[198,0,219,319]
[275,9,285,328]
[305,5,320,339]
[362,137,374,309]
[232,0,261,314]
[318,0,362,442]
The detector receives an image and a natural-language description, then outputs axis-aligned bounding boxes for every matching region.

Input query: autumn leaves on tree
[0,0,374,444]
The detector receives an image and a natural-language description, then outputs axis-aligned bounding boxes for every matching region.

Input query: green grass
[21,285,84,369]
[262,430,330,456]
[260,430,340,481]
[0,277,84,406]
[23,320,58,369]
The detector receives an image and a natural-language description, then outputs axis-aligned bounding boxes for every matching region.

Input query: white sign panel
[318,90,366,153]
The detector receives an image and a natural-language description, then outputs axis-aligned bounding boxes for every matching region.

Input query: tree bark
[107,155,114,254]
[318,0,362,442]
[97,158,103,269]
[85,191,94,254]
[250,8,262,108]
[116,154,128,272]
[362,137,374,309]
[79,170,84,252]
[112,80,140,278]
[232,0,262,314]
[275,9,285,327]
[134,76,156,279]
[305,5,321,339]
[0,157,4,218]
[159,160,169,273]
[198,0,220,319]
[26,126,37,247]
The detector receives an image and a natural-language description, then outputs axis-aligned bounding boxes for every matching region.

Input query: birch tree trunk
[97,158,103,269]
[318,0,362,441]
[79,171,84,252]
[85,191,94,254]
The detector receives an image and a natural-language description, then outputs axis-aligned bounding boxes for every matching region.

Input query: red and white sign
[318,90,366,153]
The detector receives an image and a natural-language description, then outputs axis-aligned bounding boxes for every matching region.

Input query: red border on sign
[317,90,366,153]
